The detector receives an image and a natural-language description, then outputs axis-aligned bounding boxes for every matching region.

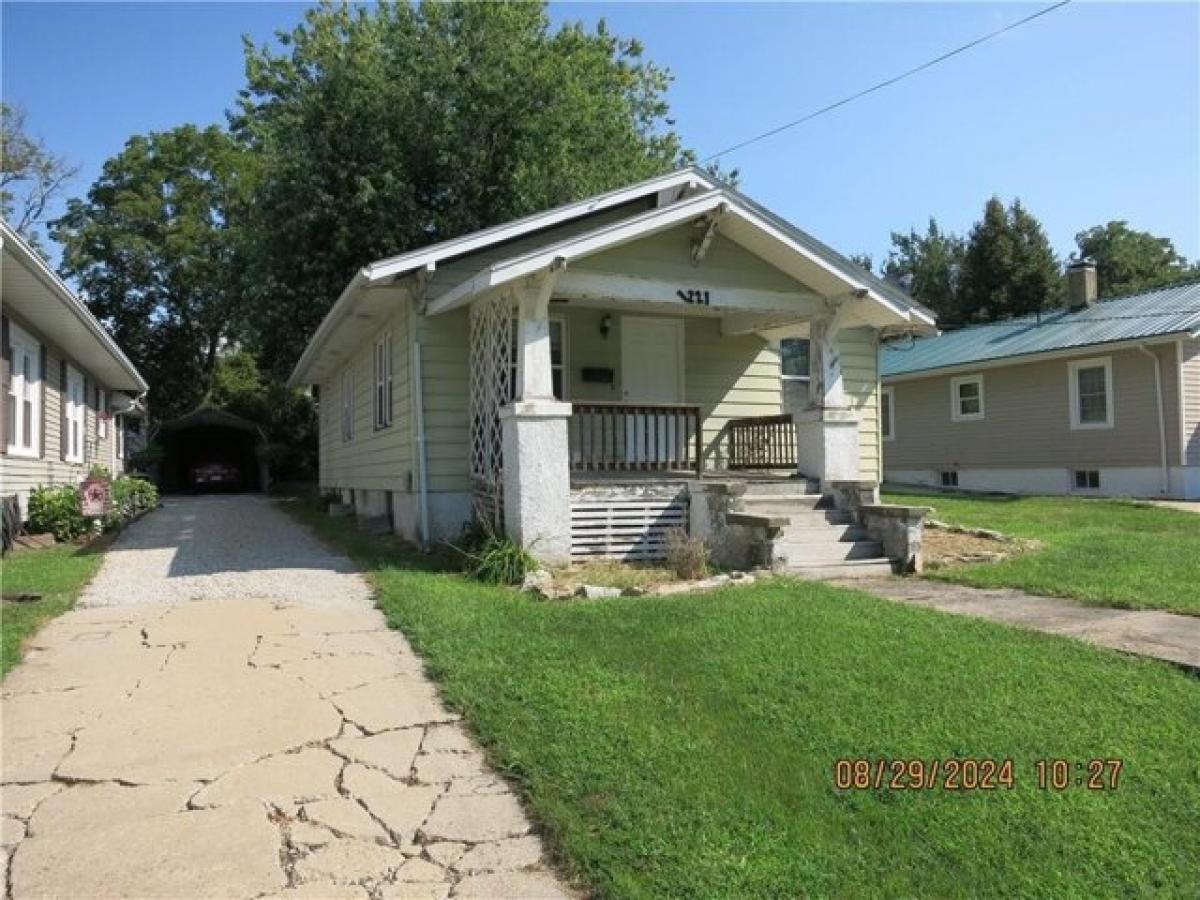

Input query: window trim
[950,374,985,422]
[373,330,393,430]
[65,364,86,464]
[6,323,41,458]
[1068,357,1114,430]
[341,367,355,443]
[881,386,896,442]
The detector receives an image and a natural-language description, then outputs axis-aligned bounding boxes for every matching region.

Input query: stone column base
[500,399,573,565]
[794,406,861,490]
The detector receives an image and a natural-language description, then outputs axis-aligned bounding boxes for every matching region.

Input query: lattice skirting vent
[570,496,689,560]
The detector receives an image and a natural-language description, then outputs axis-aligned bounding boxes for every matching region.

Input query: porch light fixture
[600,314,612,339]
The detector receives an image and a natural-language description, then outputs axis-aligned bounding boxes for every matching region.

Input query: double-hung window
[6,324,40,457]
[780,338,811,408]
[65,366,85,463]
[507,317,567,401]
[341,368,354,442]
[881,386,896,441]
[98,389,108,440]
[951,374,984,421]
[374,331,393,429]
[1068,358,1113,429]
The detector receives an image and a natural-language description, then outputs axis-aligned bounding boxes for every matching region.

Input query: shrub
[27,486,88,542]
[452,519,537,585]
[110,475,158,522]
[664,528,709,580]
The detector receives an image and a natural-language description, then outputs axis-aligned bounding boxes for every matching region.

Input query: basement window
[1073,469,1100,490]
[940,470,959,488]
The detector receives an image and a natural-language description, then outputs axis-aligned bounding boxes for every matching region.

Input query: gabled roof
[1,220,148,392]
[289,167,934,386]
[882,280,1200,379]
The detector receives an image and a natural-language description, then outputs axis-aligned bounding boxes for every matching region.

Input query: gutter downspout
[412,341,431,550]
[1138,344,1169,496]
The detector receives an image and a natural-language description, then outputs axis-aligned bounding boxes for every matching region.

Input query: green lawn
[285,500,1200,899]
[883,491,1200,616]
[1,542,106,677]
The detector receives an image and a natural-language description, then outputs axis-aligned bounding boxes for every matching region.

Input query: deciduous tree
[233,0,689,378]
[52,125,251,419]
[1073,221,1197,297]
[1,102,78,247]
[882,218,965,324]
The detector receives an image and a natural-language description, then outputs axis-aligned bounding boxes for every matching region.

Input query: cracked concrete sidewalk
[1,496,572,899]
[845,577,1200,672]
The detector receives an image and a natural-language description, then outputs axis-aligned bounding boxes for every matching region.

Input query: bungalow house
[289,168,935,570]
[881,262,1200,499]
[1,220,148,516]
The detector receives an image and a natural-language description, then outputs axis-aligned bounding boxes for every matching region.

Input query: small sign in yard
[80,476,111,518]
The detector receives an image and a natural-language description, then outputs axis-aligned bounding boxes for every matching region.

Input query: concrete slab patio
[847,577,1200,672]
[1,496,571,899]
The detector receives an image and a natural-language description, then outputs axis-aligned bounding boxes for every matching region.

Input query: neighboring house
[289,168,935,567]
[881,262,1200,500]
[1,221,148,516]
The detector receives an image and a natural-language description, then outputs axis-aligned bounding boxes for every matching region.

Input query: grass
[883,490,1200,616]
[285,498,1200,899]
[1,541,106,677]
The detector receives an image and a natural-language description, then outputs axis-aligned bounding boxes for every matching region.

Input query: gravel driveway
[3,495,569,899]
[82,495,371,607]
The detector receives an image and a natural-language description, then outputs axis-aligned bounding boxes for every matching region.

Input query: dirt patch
[923,529,1039,570]
[547,560,682,595]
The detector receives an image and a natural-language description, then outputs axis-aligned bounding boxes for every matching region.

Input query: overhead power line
[701,0,1073,164]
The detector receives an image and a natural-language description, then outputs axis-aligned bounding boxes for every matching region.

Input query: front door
[621,317,684,464]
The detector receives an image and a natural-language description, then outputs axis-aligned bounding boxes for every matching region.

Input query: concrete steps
[731,480,893,577]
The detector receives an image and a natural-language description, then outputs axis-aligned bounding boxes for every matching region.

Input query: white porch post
[500,269,572,564]
[794,301,862,489]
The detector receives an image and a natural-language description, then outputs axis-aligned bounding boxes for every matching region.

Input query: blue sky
[4,2,1198,269]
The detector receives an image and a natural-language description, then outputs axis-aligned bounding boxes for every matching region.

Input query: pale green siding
[839,327,881,481]
[413,308,471,494]
[577,226,813,293]
[319,302,414,493]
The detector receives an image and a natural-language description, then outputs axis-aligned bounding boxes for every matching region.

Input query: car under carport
[150,407,269,493]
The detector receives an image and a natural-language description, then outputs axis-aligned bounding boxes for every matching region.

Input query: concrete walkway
[1,496,570,899]
[847,577,1200,672]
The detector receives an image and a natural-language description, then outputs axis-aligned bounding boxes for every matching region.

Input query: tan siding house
[1,222,148,515]
[882,274,1200,499]
[292,169,933,563]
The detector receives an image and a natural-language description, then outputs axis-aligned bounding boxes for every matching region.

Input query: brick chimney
[1067,259,1098,310]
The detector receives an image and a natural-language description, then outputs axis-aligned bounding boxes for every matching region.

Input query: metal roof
[882,280,1200,378]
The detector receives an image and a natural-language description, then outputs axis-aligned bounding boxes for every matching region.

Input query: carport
[151,407,269,493]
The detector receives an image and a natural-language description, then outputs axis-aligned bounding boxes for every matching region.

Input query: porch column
[501,270,572,564]
[794,305,861,488]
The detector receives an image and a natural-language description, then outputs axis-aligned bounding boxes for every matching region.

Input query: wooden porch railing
[727,414,797,470]
[570,402,703,476]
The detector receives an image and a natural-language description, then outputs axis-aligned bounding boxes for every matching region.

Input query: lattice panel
[469,293,514,530]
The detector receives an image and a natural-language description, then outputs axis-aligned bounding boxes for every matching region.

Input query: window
[951,374,984,421]
[116,414,124,461]
[1068,357,1113,429]
[6,324,40,457]
[940,470,959,488]
[341,368,354,442]
[65,366,85,463]
[780,338,810,408]
[374,331,393,429]
[1073,469,1100,490]
[98,389,108,440]
[881,387,895,442]
[508,317,567,401]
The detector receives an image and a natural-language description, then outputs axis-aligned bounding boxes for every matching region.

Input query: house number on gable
[676,289,711,306]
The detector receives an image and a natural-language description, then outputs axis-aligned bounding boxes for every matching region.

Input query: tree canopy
[1,102,78,248]
[52,125,251,419]
[882,218,965,325]
[233,0,688,378]
[1073,221,1197,297]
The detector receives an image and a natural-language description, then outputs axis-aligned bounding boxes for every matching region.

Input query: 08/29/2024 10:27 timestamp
[833,758,1124,792]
